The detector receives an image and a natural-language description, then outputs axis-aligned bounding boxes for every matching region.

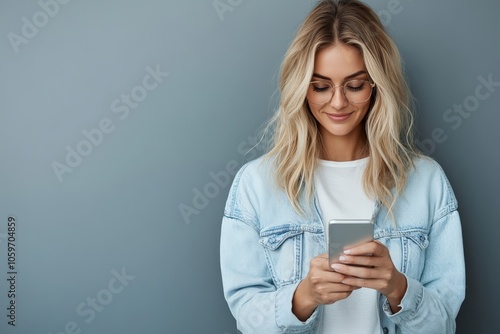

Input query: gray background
[0,0,498,333]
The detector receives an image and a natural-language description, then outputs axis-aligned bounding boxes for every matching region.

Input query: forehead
[314,44,366,81]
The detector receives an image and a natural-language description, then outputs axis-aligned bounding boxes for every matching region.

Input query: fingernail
[331,264,342,271]
[339,255,347,262]
[343,249,352,254]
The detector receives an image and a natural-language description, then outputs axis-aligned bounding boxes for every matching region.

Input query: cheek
[357,103,371,119]
[307,103,321,119]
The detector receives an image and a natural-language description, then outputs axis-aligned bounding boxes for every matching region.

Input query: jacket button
[383,328,389,334]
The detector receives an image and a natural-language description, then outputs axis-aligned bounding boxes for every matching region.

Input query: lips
[325,112,352,122]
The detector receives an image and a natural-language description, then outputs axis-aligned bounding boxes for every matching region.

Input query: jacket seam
[223,212,259,234]
[224,160,260,232]
[227,160,252,216]
[275,284,315,333]
[429,159,458,224]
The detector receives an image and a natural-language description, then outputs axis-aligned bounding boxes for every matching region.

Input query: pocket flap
[407,231,429,249]
[259,223,322,250]
[375,228,430,250]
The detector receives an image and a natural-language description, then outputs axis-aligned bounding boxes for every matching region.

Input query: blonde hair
[262,0,419,219]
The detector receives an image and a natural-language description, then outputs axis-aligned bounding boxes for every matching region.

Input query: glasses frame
[307,79,376,105]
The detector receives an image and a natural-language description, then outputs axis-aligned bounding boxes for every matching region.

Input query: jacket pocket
[376,228,429,278]
[259,223,323,286]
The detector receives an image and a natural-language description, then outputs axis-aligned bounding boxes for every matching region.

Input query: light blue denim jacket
[220,155,465,334]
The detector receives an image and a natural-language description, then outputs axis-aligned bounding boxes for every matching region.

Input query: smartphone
[328,219,374,268]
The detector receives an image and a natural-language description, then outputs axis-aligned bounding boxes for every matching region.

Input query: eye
[345,80,366,92]
[311,82,331,92]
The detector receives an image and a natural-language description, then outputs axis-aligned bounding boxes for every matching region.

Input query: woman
[220,1,465,333]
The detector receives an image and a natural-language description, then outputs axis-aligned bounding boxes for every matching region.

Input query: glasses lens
[307,82,332,105]
[307,80,373,104]
[344,80,372,103]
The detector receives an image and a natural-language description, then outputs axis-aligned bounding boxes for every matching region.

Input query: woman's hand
[330,241,407,313]
[292,253,360,321]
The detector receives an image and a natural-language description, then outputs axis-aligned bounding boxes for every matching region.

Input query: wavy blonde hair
[261,0,419,219]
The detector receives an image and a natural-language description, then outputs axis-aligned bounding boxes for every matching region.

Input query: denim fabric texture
[220,155,465,334]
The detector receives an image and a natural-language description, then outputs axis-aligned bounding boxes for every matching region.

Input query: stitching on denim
[275,284,316,333]
[227,160,253,217]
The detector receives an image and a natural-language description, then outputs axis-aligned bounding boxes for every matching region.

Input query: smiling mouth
[325,112,352,122]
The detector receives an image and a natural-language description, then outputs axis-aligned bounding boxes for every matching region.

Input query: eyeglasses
[307,79,376,105]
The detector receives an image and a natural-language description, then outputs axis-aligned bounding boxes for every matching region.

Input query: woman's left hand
[330,240,407,313]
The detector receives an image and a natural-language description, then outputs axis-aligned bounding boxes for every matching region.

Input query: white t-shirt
[314,157,382,334]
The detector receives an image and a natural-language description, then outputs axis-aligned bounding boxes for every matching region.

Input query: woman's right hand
[292,253,360,321]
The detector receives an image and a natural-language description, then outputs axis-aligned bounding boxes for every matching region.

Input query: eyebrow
[312,70,367,81]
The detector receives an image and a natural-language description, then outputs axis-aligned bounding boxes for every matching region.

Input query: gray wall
[0,0,498,333]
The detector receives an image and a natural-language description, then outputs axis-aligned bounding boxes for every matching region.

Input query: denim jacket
[220,155,465,334]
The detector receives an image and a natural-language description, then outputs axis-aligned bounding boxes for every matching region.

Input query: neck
[319,128,369,162]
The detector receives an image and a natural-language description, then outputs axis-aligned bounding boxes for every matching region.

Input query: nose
[329,86,348,110]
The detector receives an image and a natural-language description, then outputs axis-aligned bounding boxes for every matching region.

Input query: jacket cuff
[275,282,319,332]
[382,275,423,323]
